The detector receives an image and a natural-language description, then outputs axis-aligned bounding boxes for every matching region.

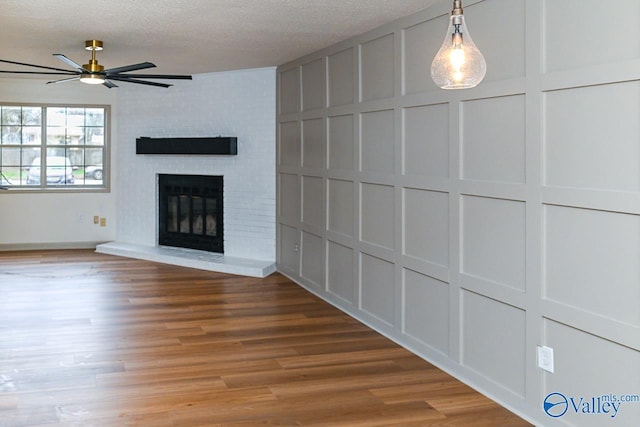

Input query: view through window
[0,104,108,189]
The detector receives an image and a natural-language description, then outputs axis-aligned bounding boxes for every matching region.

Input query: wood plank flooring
[0,250,532,426]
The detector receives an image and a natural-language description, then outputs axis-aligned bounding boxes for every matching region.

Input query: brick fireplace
[96,67,276,277]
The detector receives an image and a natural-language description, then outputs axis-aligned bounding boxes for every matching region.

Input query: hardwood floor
[0,250,532,426]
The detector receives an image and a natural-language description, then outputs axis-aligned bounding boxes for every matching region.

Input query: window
[0,104,109,190]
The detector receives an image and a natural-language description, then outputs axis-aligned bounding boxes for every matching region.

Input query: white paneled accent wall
[276,1,640,426]
[115,67,276,261]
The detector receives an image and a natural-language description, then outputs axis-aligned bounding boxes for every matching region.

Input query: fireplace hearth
[158,174,223,253]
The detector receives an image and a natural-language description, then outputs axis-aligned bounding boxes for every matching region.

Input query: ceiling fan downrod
[83,40,104,73]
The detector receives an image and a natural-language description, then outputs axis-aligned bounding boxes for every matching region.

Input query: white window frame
[0,103,110,192]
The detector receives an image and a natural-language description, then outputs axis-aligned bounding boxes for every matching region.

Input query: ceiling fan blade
[53,54,88,72]
[46,76,81,85]
[107,76,172,88]
[112,73,192,80]
[0,58,79,74]
[103,79,118,89]
[0,70,78,75]
[105,62,156,74]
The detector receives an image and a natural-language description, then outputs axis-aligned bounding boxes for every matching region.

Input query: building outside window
[0,104,108,190]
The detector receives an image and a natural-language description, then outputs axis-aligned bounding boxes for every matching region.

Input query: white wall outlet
[537,345,555,373]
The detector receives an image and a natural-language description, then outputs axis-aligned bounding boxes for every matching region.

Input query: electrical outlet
[537,345,555,373]
[93,215,100,224]
[293,243,299,252]
[100,217,106,227]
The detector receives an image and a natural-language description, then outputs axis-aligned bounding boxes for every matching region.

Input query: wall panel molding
[277,1,640,425]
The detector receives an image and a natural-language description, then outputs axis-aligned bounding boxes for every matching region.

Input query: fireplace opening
[158,174,223,253]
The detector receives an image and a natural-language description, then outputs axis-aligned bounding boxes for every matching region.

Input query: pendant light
[431,0,486,89]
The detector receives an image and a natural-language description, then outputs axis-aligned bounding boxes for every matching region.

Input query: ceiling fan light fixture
[80,74,105,84]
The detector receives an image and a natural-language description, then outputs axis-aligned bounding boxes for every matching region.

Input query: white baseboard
[0,241,105,252]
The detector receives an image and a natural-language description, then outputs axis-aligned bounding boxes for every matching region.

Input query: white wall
[0,78,117,248]
[276,0,640,426]
[114,67,276,261]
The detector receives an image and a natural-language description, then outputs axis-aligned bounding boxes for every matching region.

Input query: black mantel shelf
[136,137,237,155]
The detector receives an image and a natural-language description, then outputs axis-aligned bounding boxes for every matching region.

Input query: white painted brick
[114,67,276,261]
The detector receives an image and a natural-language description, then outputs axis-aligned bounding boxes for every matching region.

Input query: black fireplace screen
[158,174,223,253]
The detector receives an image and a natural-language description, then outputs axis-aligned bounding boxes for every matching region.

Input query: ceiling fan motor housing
[83,59,104,72]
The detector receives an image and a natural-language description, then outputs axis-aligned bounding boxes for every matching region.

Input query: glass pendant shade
[431,6,486,89]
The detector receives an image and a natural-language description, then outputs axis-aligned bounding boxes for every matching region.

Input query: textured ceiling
[0,0,439,78]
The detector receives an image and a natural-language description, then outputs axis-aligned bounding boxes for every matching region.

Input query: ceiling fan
[0,40,192,88]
